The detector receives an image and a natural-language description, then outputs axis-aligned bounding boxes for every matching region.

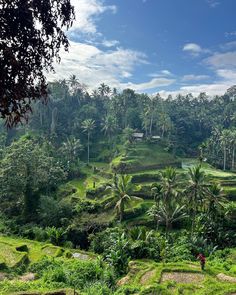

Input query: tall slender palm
[159,167,178,203]
[186,165,207,235]
[151,183,162,209]
[98,83,111,97]
[82,119,95,164]
[220,129,231,170]
[148,202,187,236]
[206,183,226,221]
[158,112,172,138]
[106,174,142,222]
[101,115,117,144]
[230,129,236,170]
[140,110,150,138]
[61,137,83,164]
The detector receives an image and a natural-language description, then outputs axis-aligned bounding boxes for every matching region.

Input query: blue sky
[49,0,236,97]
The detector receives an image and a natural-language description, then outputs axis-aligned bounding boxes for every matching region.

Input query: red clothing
[197,254,206,263]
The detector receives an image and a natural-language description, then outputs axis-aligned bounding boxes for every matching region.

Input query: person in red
[197,253,206,270]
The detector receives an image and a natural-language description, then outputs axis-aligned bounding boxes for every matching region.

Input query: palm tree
[101,115,117,144]
[158,112,172,138]
[206,183,226,221]
[230,129,236,170]
[140,110,150,138]
[159,167,178,203]
[151,183,162,209]
[220,129,231,170]
[186,165,207,235]
[98,83,111,97]
[122,127,134,144]
[148,202,187,236]
[106,174,142,222]
[82,119,95,164]
[61,137,83,164]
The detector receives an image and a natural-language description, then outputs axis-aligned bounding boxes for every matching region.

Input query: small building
[151,135,161,140]
[132,132,144,141]
[150,135,161,142]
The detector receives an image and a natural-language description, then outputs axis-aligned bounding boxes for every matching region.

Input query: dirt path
[140,269,156,284]
[216,273,236,283]
[161,272,204,283]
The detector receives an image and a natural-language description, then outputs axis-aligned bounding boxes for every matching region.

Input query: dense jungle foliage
[0,80,236,294]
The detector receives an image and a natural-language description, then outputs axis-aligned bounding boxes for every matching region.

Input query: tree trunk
[223,146,226,170]
[232,148,235,170]
[162,125,165,138]
[119,201,124,222]
[39,106,43,126]
[149,111,154,136]
[87,132,90,164]
[165,219,169,238]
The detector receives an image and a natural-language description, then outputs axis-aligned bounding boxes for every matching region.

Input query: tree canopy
[0,0,74,126]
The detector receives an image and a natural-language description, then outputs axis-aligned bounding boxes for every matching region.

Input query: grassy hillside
[55,146,236,231]
[111,142,181,173]
[0,236,236,294]
[0,235,94,269]
[116,257,236,295]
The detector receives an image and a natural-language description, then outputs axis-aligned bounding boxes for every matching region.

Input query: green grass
[112,142,181,173]
[0,241,26,268]
[0,235,236,295]
[116,259,236,295]
[182,158,236,178]
[57,152,236,233]
[0,236,94,268]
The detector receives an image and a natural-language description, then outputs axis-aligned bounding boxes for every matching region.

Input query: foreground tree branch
[0,0,75,126]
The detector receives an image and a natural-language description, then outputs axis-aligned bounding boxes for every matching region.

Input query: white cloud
[161,70,172,76]
[48,41,147,90]
[225,31,236,38]
[220,41,236,51]
[69,0,117,35]
[101,39,120,47]
[122,77,175,92]
[205,51,236,68]
[182,74,210,81]
[183,43,202,52]
[183,43,209,56]
[159,82,230,98]
[216,69,236,82]
[148,70,172,78]
[159,67,236,98]
[206,0,220,8]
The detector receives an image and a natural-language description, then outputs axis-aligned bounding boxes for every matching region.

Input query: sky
[49,0,236,97]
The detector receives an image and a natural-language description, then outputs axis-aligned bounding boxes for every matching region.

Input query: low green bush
[86,185,106,199]
[131,173,160,183]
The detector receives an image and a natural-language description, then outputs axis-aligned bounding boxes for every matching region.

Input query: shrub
[75,199,101,214]
[64,250,73,258]
[83,281,111,295]
[45,227,67,246]
[33,226,48,242]
[38,196,73,227]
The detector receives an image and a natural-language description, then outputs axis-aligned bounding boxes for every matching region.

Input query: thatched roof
[151,135,161,139]
[133,133,144,138]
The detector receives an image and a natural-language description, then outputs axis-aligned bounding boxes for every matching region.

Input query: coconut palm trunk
[149,111,154,136]
[232,148,235,170]
[119,201,125,222]
[223,145,226,171]
[87,131,90,164]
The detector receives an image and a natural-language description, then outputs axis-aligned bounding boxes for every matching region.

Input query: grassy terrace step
[56,153,236,233]
[0,236,94,270]
[117,260,236,294]
[111,143,181,173]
